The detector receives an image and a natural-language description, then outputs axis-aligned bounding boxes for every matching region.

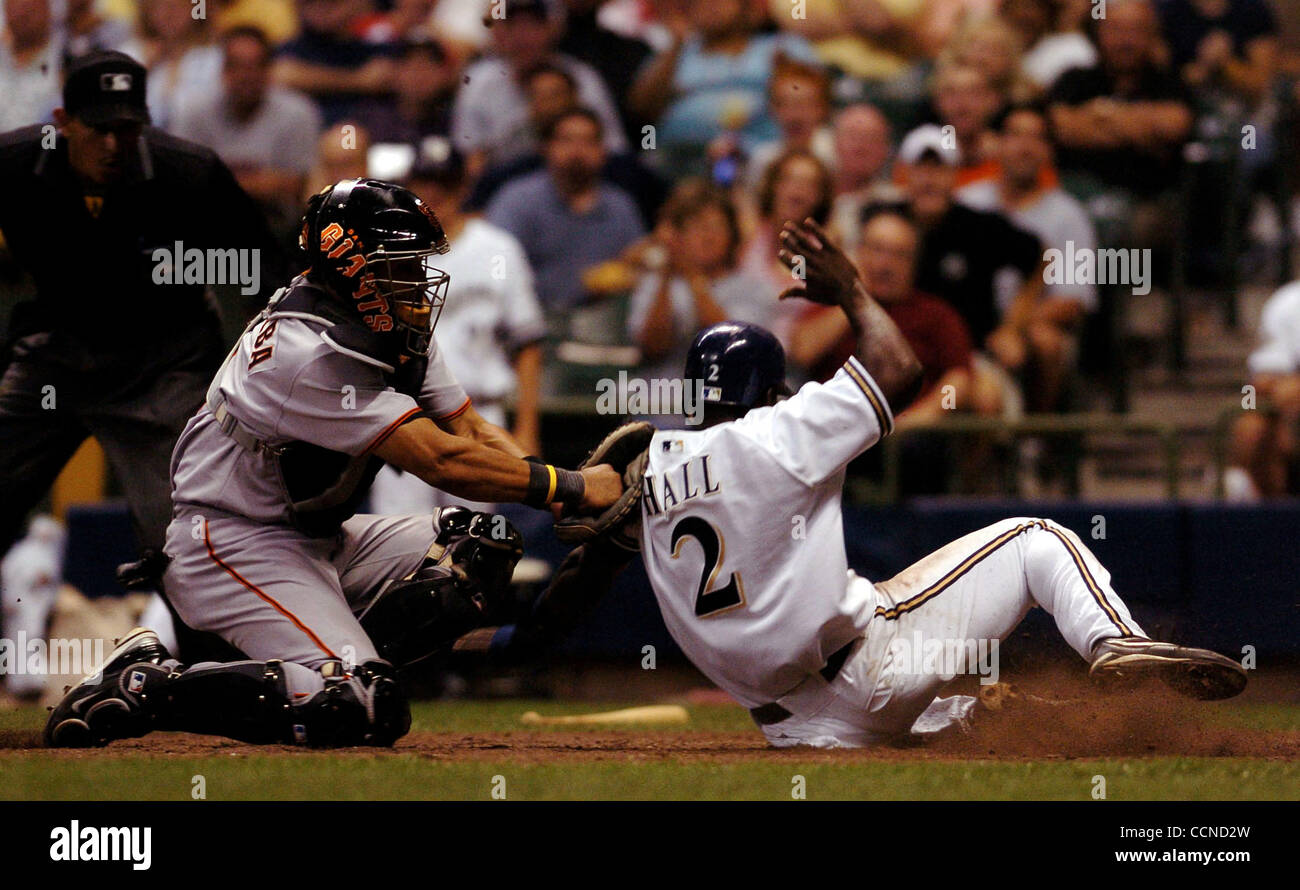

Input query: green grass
[2,700,1296,801]
[3,756,1296,801]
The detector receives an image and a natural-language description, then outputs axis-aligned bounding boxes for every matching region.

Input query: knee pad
[360,510,524,669]
[359,565,492,668]
[431,506,525,607]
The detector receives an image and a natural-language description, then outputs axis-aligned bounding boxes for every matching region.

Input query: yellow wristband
[545,464,558,504]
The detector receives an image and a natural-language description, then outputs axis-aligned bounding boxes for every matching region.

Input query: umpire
[0,50,285,563]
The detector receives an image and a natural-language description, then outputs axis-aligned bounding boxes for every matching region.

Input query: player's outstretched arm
[778,218,922,410]
[437,400,529,460]
[374,417,623,512]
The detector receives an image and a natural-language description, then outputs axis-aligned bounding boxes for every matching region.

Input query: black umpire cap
[62,51,151,126]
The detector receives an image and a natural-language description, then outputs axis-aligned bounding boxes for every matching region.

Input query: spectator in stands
[958,102,1097,411]
[1226,278,1300,499]
[453,0,626,175]
[137,0,222,132]
[1001,0,1098,92]
[929,60,1006,185]
[428,0,491,60]
[212,0,298,45]
[743,54,837,190]
[354,0,439,45]
[1047,0,1194,201]
[274,0,399,125]
[916,0,1001,58]
[174,27,322,241]
[627,0,819,177]
[1159,0,1279,105]
[61,0,138,58]
[350,37,458,146]
[629,179,774,385]
[466,61,666,226]
[370,139,547,515]
[898,124,1044,415]
[943,14,1038,104]
[769,0,923,91]
[739,148,836,345]
[485,107,644,314]
[306,120,370,195]
[830,103,902,250]
[557,0,653,145]
[789,205,975,429]
[0,0,61,131]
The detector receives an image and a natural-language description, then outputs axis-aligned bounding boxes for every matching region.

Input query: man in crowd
[175,26,322,241]
[897,124,1044,417]
[958,102,1098,411]
[452,0,625,175]
[485,107,644,313]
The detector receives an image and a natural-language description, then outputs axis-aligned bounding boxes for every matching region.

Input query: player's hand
[777,219,861,308]
[577,463,624,512]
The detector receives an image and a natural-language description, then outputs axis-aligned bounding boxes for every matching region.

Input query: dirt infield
[4,685,1297,763]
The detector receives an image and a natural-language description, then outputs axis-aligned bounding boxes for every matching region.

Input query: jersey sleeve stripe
[435,396,473,422]
[363,406,425,454]
[843,357,895,437]
[203,521,340,659]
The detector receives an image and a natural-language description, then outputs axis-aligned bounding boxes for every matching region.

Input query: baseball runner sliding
[520,218,1248,747]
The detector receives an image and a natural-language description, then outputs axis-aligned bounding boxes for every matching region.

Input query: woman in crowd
[628,179,775,390]
[738,148,837,348]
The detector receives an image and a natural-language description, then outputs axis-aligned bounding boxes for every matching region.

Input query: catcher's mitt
[555,421,655,551]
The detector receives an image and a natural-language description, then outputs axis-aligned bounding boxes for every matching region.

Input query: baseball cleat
[1089,636,1247,701]
[44,627,175,747]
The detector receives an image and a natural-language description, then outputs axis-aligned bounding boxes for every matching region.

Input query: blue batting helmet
[684,321,788,412]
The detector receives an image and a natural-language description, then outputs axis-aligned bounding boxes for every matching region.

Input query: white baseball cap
[897,124,960,167]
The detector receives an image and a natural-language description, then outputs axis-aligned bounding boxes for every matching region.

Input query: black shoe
[45,627,174,747]
[1089,636,1248,701]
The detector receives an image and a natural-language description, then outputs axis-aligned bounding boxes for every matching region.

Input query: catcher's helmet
[299,178,450,357]
[685,321,788,412]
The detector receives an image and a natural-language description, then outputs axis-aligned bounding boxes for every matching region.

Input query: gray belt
[209,394,278,455]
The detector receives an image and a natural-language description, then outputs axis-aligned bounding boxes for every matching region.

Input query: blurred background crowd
[3,0,1300,505]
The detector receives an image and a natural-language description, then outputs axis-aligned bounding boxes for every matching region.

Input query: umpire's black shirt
[0,125,286,361]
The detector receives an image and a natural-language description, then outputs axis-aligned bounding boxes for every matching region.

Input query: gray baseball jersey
[162,277,472,668]
[169,281,470,526]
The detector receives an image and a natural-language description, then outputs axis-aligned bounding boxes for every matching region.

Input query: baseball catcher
[44,179,623,748]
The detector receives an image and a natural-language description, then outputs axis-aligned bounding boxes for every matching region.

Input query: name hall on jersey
[642,453,720,516]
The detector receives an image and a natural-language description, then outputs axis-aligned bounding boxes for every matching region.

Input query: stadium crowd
[1,0,1299,497]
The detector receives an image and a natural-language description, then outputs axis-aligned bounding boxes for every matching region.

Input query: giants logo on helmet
[319,223,393,333]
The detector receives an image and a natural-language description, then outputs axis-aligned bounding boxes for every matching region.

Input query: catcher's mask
[300,178,451,357]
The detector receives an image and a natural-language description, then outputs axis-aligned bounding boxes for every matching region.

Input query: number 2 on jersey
[670,516,745,618]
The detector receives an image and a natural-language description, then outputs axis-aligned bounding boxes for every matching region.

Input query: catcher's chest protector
[209,280,430,537]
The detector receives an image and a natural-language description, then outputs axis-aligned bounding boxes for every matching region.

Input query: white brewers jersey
[638,356,895,708]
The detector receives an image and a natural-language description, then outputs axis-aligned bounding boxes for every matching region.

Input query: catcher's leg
[103,511,414,747]
[45,627,408,747]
